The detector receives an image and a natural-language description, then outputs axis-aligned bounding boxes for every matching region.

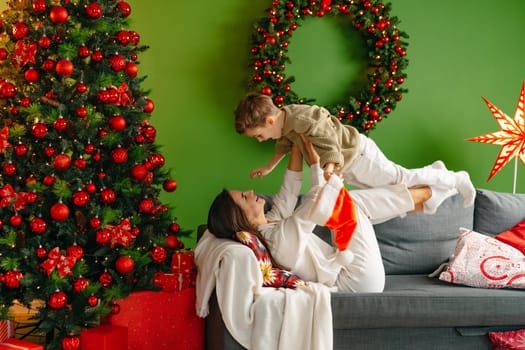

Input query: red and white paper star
[468,82,525,183]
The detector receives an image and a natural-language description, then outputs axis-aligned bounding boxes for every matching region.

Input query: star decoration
[468,82,525,181]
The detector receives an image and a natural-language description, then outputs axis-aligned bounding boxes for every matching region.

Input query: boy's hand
[250,166,271,179]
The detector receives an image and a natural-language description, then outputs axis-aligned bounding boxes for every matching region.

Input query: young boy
[234,92,476,214]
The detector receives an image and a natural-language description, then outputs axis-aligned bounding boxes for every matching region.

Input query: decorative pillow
[438,228,525,289]
[235,231,305,289]
[495,219,525,255]
[489,328,525,350]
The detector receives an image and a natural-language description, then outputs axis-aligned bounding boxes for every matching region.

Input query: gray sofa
[202,189,525,350]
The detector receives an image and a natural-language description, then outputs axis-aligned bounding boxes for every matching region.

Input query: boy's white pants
[343,134,455,189]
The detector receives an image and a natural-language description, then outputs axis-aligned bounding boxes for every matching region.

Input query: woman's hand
[300,134,320,166]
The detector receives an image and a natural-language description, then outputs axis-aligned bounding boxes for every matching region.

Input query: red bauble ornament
[130,164,147,181]
[10,215,22,227]
[31,122,48,138]
[30,217,47,234]
[125,62,138,78]
[4,270,23,288]
[87,295,98,307]
[109,54,126,72]
[116,30,130,46]
[76,82,87,93]
[109,115,126,131]
[78,45,90,58]
[149,154,165,168]
[12,22,30,40]
[38,35,51,48]
[170,222,180,234]
[14,143,27,157]
[50,6,69,23]
[72,190,90,207]
[3,162,16,176]
[111,147,128,163]
[42,59,55,71]
[139,198,154,214]
[111,302,120,315]
[0,81,16,98]
[53,153,71,171]
[91,50,103,62]
[100,188,116,204]
[44,145,55,157]
[36,246,47,259]
[99,271,113,287]
[24,68,40,83]
[76,106,87,118]
[20,97,31,107]
[43,175,55,186]
[74,157,86,169]
[116,1,131,17]
[150,246,167,263]
[90,216,101,229]
[128,31,140,46]
[85,183,96,195]
[50,202,70,221]
[73,277,89,293]
[115,256,135,275]
[61,335,81,350]
[166,235,178,249]
[67,244,84,260]
[163,179,177,192]
[56,59,74,76]
[53,116,68,131]
[85,3,103,19]
[0,48,8,60]
[32,0,47,13]
[49,290,68,309]
[143,98,155,113]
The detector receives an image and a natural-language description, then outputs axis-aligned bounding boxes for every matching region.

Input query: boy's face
[244,115,282,142]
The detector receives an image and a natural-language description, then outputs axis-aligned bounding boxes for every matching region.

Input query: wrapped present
[107,289,204,350]
[0,320,14,342]
[171,250,194,273]
[152,271,195,292]
[9,300,46,345]
[80,324,127,350]
[0,338,43,349]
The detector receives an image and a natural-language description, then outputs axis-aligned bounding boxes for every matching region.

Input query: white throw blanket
[195,230,333,350]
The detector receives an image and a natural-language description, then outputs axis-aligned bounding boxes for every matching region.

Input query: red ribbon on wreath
[11,40,37,68]
[0,127,11,153]
[0,184,30,211]
[40,247,77,277]
[107,218,134,248]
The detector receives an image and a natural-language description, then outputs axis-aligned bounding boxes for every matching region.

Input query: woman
[207,135,431,292]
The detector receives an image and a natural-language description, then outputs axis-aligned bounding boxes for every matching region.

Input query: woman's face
[229,190,266,224]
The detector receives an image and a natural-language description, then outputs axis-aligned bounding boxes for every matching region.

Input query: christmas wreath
[247,0,409,132]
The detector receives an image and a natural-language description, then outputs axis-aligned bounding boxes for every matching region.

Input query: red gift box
[80,324,127,350]
[153,272,196,292]
[0,338,43,350]
[0,320,14,342]
[108,289,204,350]
[171,250,195,273]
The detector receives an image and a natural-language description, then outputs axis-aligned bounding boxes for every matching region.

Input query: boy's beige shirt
[276,104,361,171]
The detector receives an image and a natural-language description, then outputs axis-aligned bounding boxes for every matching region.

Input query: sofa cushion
[474,189,525,235]
[374,193,474,275]
[331,274,525,330]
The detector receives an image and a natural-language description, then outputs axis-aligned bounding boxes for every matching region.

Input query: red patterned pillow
[438,228,525,289]
[235,231,305,289]
[489,328,525,349]
[495,219,525,255]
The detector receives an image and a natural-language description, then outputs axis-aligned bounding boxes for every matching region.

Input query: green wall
[127,1,525,247]
[2,2,522,246]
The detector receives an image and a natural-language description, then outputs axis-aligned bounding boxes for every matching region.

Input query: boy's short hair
[234,93,280,134]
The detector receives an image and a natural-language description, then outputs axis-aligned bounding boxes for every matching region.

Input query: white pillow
[439,228,525,289]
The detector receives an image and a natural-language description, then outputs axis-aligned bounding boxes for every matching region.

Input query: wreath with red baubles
[248,0,409,132]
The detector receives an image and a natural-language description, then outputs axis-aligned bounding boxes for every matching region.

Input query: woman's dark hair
[207,189,255,239]
[207,189,287,270]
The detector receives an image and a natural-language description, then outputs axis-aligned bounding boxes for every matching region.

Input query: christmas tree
[0,0,186,348]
